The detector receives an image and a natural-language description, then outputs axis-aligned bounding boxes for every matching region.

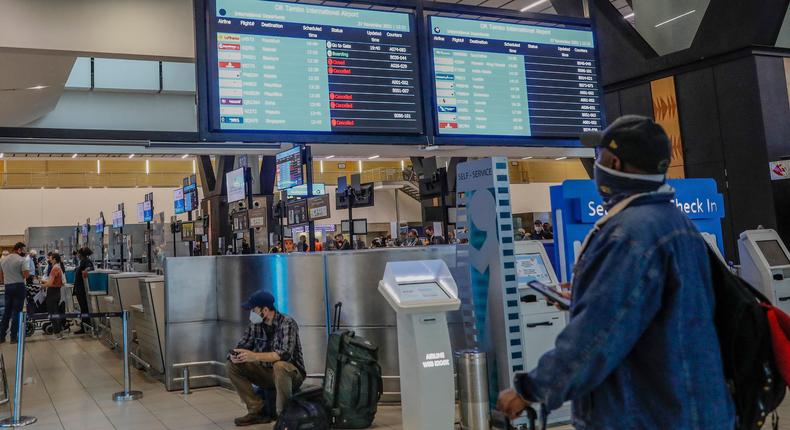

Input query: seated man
[227,290,306,426]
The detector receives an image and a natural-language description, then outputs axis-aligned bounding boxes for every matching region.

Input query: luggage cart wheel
[25,322,35,337]
[43,323,53,335]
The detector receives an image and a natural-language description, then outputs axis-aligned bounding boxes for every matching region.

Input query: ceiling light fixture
[182,154,189,159]
[26,85,49,90]
[623,12,635,19]
[72,153,78,159]
[320,160,324,174]
[145,159,150,175]
[325,155,335,159]
[128,154,135,159]
[97,160,101,175]
[192,159,196,175]
[555,156,568,161]
[368,155,380,160]
[521,156,534,160]
[401,160,405,170]
[655,9,695,28]
[520,0,548,12]
[0,153,4,159]
[358,160,363,173]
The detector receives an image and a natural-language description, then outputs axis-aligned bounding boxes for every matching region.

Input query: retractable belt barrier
[0,311,142,428]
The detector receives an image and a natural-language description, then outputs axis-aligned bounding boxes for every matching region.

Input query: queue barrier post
[112,311,142,401]
[0,312,36,427]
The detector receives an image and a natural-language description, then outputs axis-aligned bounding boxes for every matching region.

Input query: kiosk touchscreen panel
[397,282,450,303]
[515,253,553,285]
[204,0,423,134]
[757,240,790,267]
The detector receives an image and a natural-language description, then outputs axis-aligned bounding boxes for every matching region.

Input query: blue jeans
[0,283,26,340]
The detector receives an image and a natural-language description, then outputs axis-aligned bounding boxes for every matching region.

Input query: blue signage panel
[550,179,725,282]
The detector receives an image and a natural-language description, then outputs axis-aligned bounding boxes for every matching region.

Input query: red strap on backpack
[763,304,790,385]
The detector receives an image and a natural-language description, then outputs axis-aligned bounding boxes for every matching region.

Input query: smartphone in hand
[528,280,571,310]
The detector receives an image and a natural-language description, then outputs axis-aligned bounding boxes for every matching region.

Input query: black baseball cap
[242,290,275,310]
[581,115,671,174]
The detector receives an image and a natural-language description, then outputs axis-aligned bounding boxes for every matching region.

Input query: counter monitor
[226,167,246,203]
[174,188,186,215]
[143,200,153,222]
[203,0,423,135]
[428,16,601,139]
[276,147,304,190]
[181,221,196,242]
[757,240,790,267]
[96,218,105,234]
[183,183,199,212]
[112,210,124,229]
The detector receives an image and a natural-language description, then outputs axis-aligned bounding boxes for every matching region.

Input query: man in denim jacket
[498,116,735,429]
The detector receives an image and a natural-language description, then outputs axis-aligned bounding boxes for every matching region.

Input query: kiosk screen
[757,240,790,267]
[515,253,552,285]
[397,282,449,303]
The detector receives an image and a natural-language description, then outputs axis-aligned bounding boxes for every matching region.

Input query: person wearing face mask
[227,290,306,426]
[529,220,550,240]
[0,243,31,344]
[497,116,734,429]
[403,229,422,247]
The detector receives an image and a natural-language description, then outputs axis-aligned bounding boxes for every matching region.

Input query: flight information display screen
[276,147,304,190]
[206,0,423,134]
[429,16,602,138]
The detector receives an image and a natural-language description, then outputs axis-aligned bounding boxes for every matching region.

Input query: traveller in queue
[334,233,352,251]
[0,242,30,343]
[297,235,309,252]
[227,290,306,426]
[497,116,734,428]
[41,252,65,339]
[424,225,446,245]
[403,229,422,247]
[73,247,94,334]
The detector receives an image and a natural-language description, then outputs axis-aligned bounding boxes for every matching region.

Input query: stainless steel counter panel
[215,254,327,326]
[325,247,457,327]
[164,257,217,323]
[165,321,221,391]
[138,276,166,375]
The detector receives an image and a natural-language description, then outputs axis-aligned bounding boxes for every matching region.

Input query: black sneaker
[234,414,272,426]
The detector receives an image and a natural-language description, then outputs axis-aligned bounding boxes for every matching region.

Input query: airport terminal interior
[0,0,790,429]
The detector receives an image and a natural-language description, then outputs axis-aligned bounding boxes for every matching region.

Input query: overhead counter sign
[551,178,725,282]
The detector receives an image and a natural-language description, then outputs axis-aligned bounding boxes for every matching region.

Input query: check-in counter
[158,247,463,399]
[85,269,118,340]
[101,272,153,348]
[133,276,166,375]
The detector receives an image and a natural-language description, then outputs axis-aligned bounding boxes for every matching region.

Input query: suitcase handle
[333,302,343,332]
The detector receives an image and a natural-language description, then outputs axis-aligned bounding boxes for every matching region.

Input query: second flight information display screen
[429,16,602,138]
[207,0,423,134]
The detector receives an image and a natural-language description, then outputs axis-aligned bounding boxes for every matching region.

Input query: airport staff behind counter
[227,290,306,427]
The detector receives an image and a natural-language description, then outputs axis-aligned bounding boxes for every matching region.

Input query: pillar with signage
[550,178,726,283]
[455,157,527,423]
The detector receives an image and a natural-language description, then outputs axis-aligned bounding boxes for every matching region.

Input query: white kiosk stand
[514,240,571,424]
[738,229,790,314]
[379,260,461,430]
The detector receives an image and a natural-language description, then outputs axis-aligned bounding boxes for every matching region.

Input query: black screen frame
[194,0,429,144]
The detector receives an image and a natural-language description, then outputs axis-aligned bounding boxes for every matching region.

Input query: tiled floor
[4,334,790,430]
[0,335,403,430]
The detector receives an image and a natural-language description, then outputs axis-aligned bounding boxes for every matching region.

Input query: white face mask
[249,310,263,325]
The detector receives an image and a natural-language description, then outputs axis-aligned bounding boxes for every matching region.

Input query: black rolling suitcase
[322,302,383,429]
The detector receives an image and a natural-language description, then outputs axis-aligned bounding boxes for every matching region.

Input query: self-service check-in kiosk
[514,240,571,424]
[738,229,790,314]
[379,260,461,430]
